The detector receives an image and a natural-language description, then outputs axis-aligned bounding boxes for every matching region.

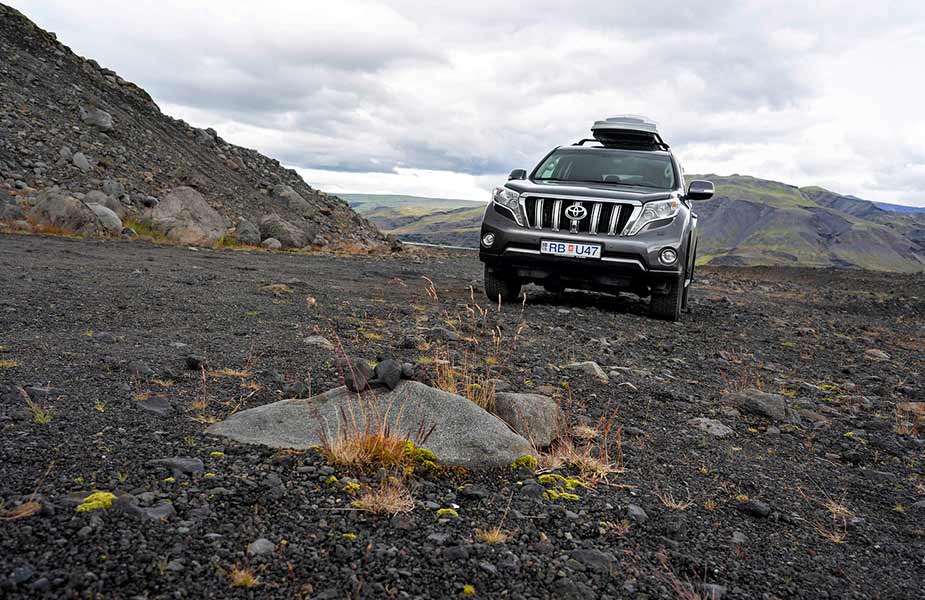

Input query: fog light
[659,247,678,265]
[482,233,495,247]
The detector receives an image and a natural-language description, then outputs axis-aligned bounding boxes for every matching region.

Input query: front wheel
[650,271,684,321]
[484,265,522,303]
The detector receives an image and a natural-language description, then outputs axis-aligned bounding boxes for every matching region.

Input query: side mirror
[508,168,527,180]
[687,180,714,200]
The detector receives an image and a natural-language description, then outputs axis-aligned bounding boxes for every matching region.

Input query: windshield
[533,148,676,190]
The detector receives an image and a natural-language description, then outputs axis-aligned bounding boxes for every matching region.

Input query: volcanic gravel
[1,233,924,599]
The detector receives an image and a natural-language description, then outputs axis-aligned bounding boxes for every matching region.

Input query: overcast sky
[14,0,925,205]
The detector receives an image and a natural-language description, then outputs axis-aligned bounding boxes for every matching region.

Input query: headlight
[626,198,681,235]
[492,186,523,225]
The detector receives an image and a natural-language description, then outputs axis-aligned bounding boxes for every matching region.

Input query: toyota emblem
[565,203,587,220]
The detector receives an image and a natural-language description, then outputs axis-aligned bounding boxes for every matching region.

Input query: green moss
[543,488,580,502]
[510,455,538,471]
[75,491,117,512]
[342,481,361,495]
[436,508,459,517]
[324,475,339,486]
[123,218,170,243]
[404,441,437,463]
[462,584,476,597]
[342,532,357,540]
[210,451,225,458]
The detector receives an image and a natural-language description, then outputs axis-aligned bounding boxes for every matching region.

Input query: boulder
[205,381,532,469]
[102,179,125,197]
[493,392,563,447]
[271,184,316,218]
[84,190,125,217]
[729,389,800,424]
[149,186,225,245]
[259,214,309,248]
[86,203,123,234]
[0,202,24,221]
[235,219,261,245]
[27,190,101,236]
[79,105,113,130]
[261,237,282,250]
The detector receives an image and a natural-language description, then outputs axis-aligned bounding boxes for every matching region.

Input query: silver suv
[478,116,714,321]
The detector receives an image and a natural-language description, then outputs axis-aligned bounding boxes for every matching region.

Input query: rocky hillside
[0,4,388,250]
[355,178,925,272]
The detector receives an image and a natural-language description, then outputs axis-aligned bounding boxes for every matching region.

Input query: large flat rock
[206,381,531,469]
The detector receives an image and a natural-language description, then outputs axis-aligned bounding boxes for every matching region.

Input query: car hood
[506,180,676,202]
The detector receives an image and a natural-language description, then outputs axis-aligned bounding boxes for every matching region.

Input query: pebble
[247,538,276,556]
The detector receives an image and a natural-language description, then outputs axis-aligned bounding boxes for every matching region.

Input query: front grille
[522,197,633,236]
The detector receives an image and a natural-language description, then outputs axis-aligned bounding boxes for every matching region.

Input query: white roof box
[589,115,668,150]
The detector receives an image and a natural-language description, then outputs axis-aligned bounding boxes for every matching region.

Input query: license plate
[540,240,601,259]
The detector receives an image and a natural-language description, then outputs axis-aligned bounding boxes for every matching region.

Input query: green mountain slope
[348,181,925,272]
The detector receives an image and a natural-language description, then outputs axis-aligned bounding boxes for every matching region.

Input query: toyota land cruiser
[478,116,714,321]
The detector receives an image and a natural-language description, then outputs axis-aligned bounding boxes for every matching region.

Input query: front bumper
[478,203,687,290]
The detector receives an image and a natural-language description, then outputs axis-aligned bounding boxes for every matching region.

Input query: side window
[537,156,560,179]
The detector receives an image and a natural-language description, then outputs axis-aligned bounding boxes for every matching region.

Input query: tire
[650,270,684,321]
[484,266,522,303]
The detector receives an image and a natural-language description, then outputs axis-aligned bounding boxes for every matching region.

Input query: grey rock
[627,504,648,523]
[86,203,122,234]
[206,381,532,469]
[864,348,891,362]
[373,359,402,391]
[235,219,261,245]
[11,565,33,585]
[149,187,225,245]
[138,396,172,417]
[128,360,154,378]
[731,531,748,545]
[702,583,727,599]
[261,237,282,250]
[738,499,771,518]
[0,202,24,221]
[493,392,563,447]
[79,105,113,130]
[282,381,310,399]
[689,417,734,438]
[85,190,124,218]
[72,152,91,172]
[569,548,617,574]
[59,146,72,160]
[28,189,101,235]
[730,389,801,424]
[102,179,125,197]
[271,184,316,218]
[259,214,309,248]
[185,354,206,370]
[247,538,276,556]
[304,335,334,351]
[442,545,469,561]
[336,357,374,392]
[146,457,204,479]
[563,361,609,383]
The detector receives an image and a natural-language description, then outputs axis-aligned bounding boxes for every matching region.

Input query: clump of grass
[353,477,414,516]
[599,519,631,537]
[475,526,510,544]
[540,416,624,484]
[209,367,250,378]
[656,489,693,511]
[229,566,259,588]
[123,218,170,243]
[25,398,53,424]
[436,507,459,517]
[258,283,293,296]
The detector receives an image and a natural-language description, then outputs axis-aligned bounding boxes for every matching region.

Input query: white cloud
[14,0,925,205]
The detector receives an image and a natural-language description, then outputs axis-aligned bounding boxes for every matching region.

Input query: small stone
[442,545,469,561]
[11,565,34,585]
[304,336,334,351]
[569,548,617,574]
[701,583,727,599]
[458,484,488,500]
[688,417,733,438]
[738,499,771,518]
[282,381,310,399]
[247,538,276,556]
[731,531,748,545]
[373,359,402,391]
[563,361,609,383]
[146,457,204,479]
[128,360,154,378]
[864,348,891,362]
[627,504,648,523]
[184,355,206,370]
[261,237,282,250]
[72,152,90,172]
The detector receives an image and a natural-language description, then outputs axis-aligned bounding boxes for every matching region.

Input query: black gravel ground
[2,233,924,599]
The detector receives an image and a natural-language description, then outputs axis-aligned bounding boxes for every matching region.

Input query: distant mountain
[872,200,925,214]
[353,180,925,272]
[345,194,486,247]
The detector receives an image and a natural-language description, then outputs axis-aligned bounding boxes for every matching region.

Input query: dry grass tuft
[209,367,250,378]
[571,424,600,441]
[25,397,53,424]
[1,500,41,521]
[656,489,693,511]
[229,566,259,588]
[354,477,414,516]
[475,526,510,544]
[0,359,20,369]
[540,416,624,484]
[259,283,294,296]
